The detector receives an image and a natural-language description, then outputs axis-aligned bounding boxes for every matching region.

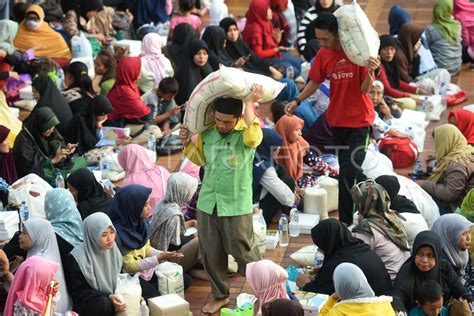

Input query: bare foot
[190,269,209,280]
[201,297,229,314]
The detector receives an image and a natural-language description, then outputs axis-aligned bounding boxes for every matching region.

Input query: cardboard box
[0,211,19,230]
[294,291,329,315]
[265,230,279,250]
[114,40,142,57]
[148,294,190,316]
[298,214,320,235]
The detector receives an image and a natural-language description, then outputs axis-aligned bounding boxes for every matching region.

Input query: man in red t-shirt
[286,12,380,225]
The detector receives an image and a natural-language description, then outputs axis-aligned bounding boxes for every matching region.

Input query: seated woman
[319,263,395,315]
[13,107,77,179]
[431,214,474,292]
[150,172,207,279]
[351,180,410,281]
[66,212,124,316]
[13,5,71,66]
[79,0,116,45]
[94,49,117,96]
[246,259,289,314]
[297,219,392,296]
[449,109,474,145]
[0,125,18,206]
[396,24,425,83]
[31,74,73,135]
[426,0,463,76]
[165,22,196,69]
[20,218,72,313]
[242,0,301,77]
[202,26,242,71]
[141,33,174,88]
[44,188,84,266]
[108,184,183,299]
[62,61,96,115]
[392,231,470,313]
[4,256,60,316]
[174,39,213,107]
[118,144,170,209]
[420,124,474,214]
[134,0,171,29]
[67,168,112,219]
[253,129,296,224]
[453,0,474,64]
[261,299,304,316]
[219,17,282,79]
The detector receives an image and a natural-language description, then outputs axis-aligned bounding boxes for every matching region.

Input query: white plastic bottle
[55,172,65,188]
[279,214,289,247]
[289,204,300,237]
[148,132,156,152]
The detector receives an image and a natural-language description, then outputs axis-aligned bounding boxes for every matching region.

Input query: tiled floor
[158,0,474,314]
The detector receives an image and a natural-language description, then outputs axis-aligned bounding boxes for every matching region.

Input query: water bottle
[148,132,156,152]
[439,81,447,107]
[413,159,423,175]
[55,171,65,188]
[286,65,295,80]
[278,214,289,247]
[289,204,300,237]
[100,153,109,180]
[20,201,29,224]
[407,127,415,140]
[314,250,324,266]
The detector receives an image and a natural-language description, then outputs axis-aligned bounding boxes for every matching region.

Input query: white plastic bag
[334,0,380,66]
[70,32,95,77]
[115,273,142,316]
[362,146,394,179]
[290,245,317,267]
[155,262,185,298]
[253,209,267,256]
[184,66,286,133]
[9,174,53,219]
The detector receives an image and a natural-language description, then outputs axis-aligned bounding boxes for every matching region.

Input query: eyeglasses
[415,252,436,260]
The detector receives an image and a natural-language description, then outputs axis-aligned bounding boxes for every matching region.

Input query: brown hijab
[396,24,424,82]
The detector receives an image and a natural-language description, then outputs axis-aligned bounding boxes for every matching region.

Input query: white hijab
[333,263,375,300]
[209,0,229,26]
[24,218,72,313]
[70,212,123,294]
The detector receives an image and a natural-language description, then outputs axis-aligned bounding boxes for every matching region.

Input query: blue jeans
[270,51,302,77]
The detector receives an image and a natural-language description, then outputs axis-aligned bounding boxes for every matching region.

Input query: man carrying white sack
[179,85,263,314]
[286,12,380,226]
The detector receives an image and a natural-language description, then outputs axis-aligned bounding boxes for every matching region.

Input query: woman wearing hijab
[242,0,301,77]
[134,0,171,29]
[62,61,96,115]
[420,124,474,214]
[0,125,17,206]
[253,129,296,224]
[67,168,112,219]
[388,4,411,36]
[13,107,75,179]
[19,218,73,313]
[396,24,424,82]
[425,0,462,75]
[66,212,124,315]
[261,299,304,316]
[13,5,71,64]
[351,180,410,281]
[118,144,170,210]
[246,259,289,315]
[453,0,474,63]
[431,214,473,285]
[165,22,196,67]
[209,0,228,26]
[392,231,470,313]
[270,0,290,48]
[107,57,153,123]
[174,39,213,107]
[449,109,474,145]
[141,33,174,87]
[150,173,206,279]
[64,95,114,155]
[80,0,116,43]
[319,263,395,315]
[44,188,84,265]
[109,184,183,299]
[297,219,392,296]
[4,256,60,316]
[202,26,237,70]
[31,74,73,135]
[0,20,19,55]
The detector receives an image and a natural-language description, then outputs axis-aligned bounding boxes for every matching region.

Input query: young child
[409,280,448,316]
[143,77,181,133]
[169,0,202,35]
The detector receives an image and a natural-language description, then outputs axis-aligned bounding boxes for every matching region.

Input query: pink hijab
[141,33,170,86]
[453,0,474,49]
[118,144,170,209]
[5,256,59,315]
[246,260,289,314]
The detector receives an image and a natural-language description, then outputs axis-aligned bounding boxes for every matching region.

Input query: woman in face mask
[13,5,71,66]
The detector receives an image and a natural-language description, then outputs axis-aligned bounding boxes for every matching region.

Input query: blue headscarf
[388,5,412,35]
[44,188,84,247]
[134,0,169,29]
[108,184,152,250]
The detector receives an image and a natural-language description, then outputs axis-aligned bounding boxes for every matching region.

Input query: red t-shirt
[309,48,375,128]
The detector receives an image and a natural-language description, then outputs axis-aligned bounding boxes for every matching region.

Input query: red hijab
[270,0,289,46]
[242,0,279,52]
[449,109,474,144]
[107,57,151,120]
[275,115,309,182]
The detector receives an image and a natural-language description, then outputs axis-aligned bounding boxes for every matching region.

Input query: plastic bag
[115,273,142,316]
[155,261,185,298]
[220,305,253,316]
[9,174,53,219]
[290,245,317,267]
[70,32,94,77]
[253,209,267,256]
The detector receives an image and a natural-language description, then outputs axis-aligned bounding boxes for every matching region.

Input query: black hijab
[63,95,113,155]
[219,17,272,76]
[202,25,234,70]
[174,39,213,106]
[80,0,104,16]
[67,168,112,219]
[22,107,61,157]
[32,74,73,135]
[169,23,196,65]
[375,175,419,214]
[379,35,401,89]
